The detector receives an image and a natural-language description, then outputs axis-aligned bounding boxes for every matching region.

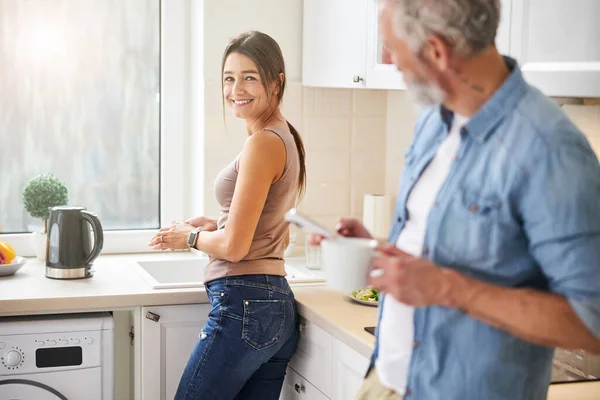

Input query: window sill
[1,230,163,257]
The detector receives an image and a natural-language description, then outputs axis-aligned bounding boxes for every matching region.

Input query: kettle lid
[51,205,85,212]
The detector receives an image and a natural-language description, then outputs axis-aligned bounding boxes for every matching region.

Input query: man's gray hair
[389,0,501,56]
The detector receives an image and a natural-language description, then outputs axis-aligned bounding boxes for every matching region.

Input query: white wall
[200,0,388,251]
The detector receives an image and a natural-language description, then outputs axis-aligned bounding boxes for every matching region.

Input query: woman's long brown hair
[221,31,306,199]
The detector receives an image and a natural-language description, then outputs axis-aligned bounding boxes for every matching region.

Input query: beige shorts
[355,368,403,400]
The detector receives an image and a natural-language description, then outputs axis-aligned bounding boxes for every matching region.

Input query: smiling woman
[150,31,307,400]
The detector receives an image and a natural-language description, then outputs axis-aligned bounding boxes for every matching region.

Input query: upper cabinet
[303,0,404,89]
[302,0,369,88]
[496,0,512,56]
[509,0,600,98]
[364,0,406,90]
[303,0,600,97]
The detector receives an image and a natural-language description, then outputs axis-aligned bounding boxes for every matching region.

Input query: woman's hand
[307,217,373,245]
[185,216,218,232]
[149,221,195,251]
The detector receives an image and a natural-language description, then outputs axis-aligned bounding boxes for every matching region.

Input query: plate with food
[0,241,26,277]
[349,287,379,307]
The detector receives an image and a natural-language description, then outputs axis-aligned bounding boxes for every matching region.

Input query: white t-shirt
[376,114,469,394]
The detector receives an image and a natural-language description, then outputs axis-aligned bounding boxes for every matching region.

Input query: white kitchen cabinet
[304,0,512,91]
[282,317,370,400]
[364,0,406,90]
[280,368,329,400]
[496,0,512,56]
[509,0,600,97]
[302,0,368,88]
[288,317,332,397]
[303,0,405,90]
[140,304,210,400]
[331,338,370,400]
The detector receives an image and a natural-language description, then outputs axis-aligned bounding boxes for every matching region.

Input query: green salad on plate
[352,288,379,303]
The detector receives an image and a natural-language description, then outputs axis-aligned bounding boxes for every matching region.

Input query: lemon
[0,241,16,263]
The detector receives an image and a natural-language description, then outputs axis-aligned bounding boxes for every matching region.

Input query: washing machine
[0,312,113,400]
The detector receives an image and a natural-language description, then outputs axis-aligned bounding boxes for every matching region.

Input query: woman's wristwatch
[187,227,204,249]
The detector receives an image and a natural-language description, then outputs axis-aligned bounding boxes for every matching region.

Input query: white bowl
[0,256,27,277]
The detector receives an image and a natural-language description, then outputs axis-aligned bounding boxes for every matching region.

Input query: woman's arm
[149,130,287,259]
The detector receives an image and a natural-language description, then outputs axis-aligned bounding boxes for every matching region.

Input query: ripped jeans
[175,275,299,400]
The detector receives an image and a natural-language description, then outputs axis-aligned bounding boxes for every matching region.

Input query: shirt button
[470,204,479,213]
[454,155,460,161]
[413,341,420,349]
[397,216,403,222]
[434,200,439,206]
[422,247,429,255]
[406,388,412,396]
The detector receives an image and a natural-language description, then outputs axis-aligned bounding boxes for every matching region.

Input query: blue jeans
[175,275,299,400]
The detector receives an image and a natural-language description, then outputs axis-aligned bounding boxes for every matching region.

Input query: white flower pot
[32,231,48,261]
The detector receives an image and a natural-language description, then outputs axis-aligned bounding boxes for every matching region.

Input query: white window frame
[3,0,198,256]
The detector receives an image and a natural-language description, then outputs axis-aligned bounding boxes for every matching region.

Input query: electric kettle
[46,206,104,279]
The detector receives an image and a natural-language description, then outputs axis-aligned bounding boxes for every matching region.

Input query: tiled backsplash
[385,91,421,195]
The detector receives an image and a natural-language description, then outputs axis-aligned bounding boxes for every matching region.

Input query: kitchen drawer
[280,367,329,400]
[288,317,332,397]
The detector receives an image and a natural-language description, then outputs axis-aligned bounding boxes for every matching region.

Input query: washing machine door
[0,379,68,400]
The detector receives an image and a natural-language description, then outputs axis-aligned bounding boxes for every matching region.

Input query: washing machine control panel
[0,331,103,375]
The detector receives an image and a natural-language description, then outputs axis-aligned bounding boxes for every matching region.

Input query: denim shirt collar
[440,57,527,143]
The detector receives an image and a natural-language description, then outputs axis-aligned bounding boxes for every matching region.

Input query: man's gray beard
[405,77,446,107]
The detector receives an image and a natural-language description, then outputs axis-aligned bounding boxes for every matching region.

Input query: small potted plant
[22,173,68,260]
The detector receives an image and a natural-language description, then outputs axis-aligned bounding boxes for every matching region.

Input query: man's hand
[307,217,373,246]
[369,244,455,307]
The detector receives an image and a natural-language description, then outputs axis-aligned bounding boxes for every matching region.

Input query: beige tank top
[203,125,300,283]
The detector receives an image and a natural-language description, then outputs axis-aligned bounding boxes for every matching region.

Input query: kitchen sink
[131,256,324,289]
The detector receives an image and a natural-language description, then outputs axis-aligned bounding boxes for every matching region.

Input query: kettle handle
[82,211,104,265]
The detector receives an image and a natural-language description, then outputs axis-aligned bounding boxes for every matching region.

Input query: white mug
[320,237,378,292]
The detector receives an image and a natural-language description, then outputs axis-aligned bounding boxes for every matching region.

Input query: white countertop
[0,252,210,315]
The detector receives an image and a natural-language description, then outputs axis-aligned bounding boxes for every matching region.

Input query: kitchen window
[0,0,192,255]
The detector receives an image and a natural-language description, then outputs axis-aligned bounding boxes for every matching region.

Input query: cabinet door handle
[294,383,305,394]
[145,311,161,322]
[353,76,364,83]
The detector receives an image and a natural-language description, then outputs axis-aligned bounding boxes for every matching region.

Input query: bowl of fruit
[0,241,26,277]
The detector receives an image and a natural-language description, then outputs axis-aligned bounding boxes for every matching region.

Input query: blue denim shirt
[370,58,600,400]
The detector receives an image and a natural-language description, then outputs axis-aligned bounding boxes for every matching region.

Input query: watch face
[188,231,196,247]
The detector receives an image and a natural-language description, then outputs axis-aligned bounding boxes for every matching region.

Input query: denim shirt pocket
[436,188,504,268]
[242,300,286,350]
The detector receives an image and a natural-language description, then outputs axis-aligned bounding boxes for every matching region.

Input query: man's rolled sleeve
[519,134,600,338]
